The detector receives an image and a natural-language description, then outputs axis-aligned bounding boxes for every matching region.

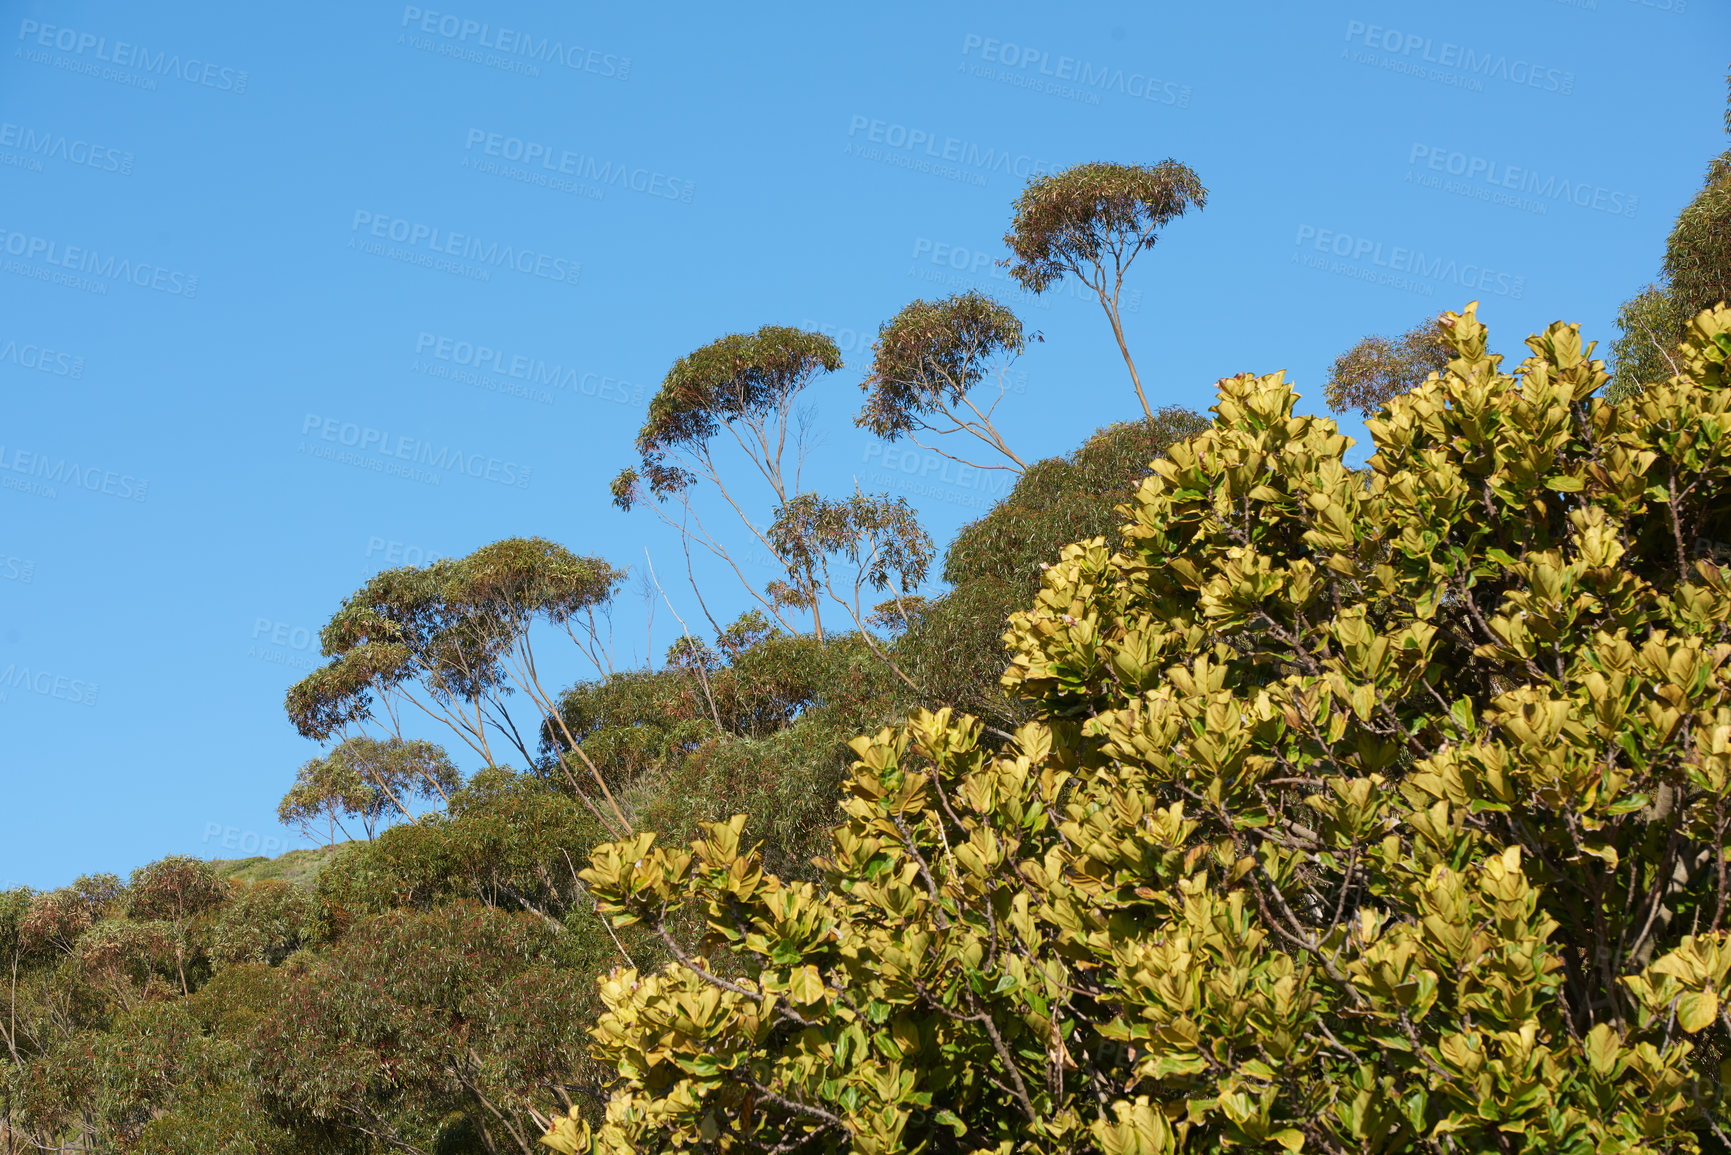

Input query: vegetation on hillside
[3,95,1728,1152]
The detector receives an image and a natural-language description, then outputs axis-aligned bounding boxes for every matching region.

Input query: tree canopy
[856,292,1034,472]
[284,537,629,832]
[278,736,462,843]
[1323,316,1452,418]
[611,325,852,639]
[612,325,843,511]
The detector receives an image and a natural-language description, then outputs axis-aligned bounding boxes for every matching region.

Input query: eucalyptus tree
[251,903,590,1155]
[126,856,230,997]
[856,291,1035,473]
[285,537,632,835]
[1003,160,1205,420]
[1323,315,1451,417]
[277,735,460,844]
[610,326,844,638]
[765,490,934,689]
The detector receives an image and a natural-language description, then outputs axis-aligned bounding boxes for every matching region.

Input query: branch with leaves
[766,490,935,694]
[857,292,1036,473]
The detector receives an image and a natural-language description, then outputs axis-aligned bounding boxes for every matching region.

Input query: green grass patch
[211,844,353,889]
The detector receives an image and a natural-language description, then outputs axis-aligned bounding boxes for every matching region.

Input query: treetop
[857,291,1030,440]
[1002,159,1206,294]
[638,325,843,458]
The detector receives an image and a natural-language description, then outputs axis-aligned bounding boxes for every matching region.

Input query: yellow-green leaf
[787,964,827,1005]
[1678,988,1719,1034]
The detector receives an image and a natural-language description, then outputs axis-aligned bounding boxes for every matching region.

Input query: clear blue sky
[1,0,1723,888]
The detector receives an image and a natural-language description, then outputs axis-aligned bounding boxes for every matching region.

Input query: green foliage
[898,410,1210,724]
[205,879,322,966]
[1003,161,1207,296]
[1,145,1235,1155]
[1663,147,1731,340]
[77,919,177,1002]
[538,618,911,883]
[252,902,591,1152]
[0,885,30,958]
[1,860,334,1152]
[126,855,231,1000]
[941,409,1213,594]
[539,666,707,799]
[70,872,125,913]
[663,618,894,740]
[1324,316,1452,418]
[286,536,632,840]
[616,325,844,507]
[285,537,623,750]
[560,304,1731,1155]
[856,292,1034,470]
[610,325,869,640]
[1003,160,1206,420]
[278,735,462,842]
[315,769,606,919]
[128,855,229,924]
[768,492,935,624]
[1613,284,1692,399]
[132,1083,301,1155]
[16,886,97,958]
[630,630,906,881]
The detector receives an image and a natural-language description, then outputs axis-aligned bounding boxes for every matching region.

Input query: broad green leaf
[1678,989,1718,1034]
[787,964,827,1004]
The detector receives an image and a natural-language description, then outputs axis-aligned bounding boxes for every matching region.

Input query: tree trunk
[1100,297,1153,421]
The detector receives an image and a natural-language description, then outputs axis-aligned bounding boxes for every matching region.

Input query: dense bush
[251,903,589,1153]
[557,304,1731,1155]
[0,614,921,1150]
[204,879,321,966]
[899,409,1209,724]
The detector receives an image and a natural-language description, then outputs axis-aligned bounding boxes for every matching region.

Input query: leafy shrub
[252,902,589,1152]
[17,889,95,958]
[132,1083,299,1155]
[557,304,1731,1154]
[204,879,322,966]
[127,855,230,923]
[316,770,606,919]
[899,409,1209,723]
[77,919,175,1000]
